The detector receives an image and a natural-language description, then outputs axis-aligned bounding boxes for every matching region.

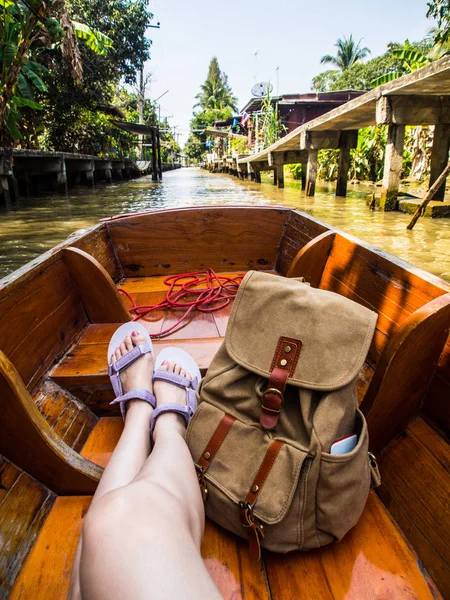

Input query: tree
[33,0,154,153]
[427,0,450,46]
[370,40,430,87]
[0,0,111,150]
[320,35,371,71]
[195,57,238,112]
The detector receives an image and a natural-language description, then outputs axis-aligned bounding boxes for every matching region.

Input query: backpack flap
[225,271,378,429]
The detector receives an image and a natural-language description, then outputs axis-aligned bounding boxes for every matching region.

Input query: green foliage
[427,0,450,46]
[259,91,286,148]
[370,42,430,87]
[312,39,434,93]
[288,164,302,180]
[0,0,113,147]
[320,35,371,71]
[185,108,233,161]
[195,57,238,112]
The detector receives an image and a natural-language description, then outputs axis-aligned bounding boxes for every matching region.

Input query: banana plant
[0,0,112,145]
[370,42,431,88]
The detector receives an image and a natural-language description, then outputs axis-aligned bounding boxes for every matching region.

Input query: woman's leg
[68,331,155,600]
[79,360,221,600]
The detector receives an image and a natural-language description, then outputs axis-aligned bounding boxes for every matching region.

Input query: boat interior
[0,206,449,599]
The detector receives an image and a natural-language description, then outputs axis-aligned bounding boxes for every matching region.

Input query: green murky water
[1,167,450,282]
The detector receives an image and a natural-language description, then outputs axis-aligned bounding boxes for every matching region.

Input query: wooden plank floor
[76,417,442,600]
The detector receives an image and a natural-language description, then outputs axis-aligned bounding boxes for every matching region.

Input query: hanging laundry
[241,112,250,126]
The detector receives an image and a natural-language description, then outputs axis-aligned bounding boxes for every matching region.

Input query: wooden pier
[0,149,181,204]
[212,56,450,210]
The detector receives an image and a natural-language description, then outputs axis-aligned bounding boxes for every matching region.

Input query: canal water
[1,167,450,282]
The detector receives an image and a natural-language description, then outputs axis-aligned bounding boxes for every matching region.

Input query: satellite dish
[251,82,273,97]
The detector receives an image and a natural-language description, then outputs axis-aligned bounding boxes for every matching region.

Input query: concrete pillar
[57,160,68,194]
[254,168,261,184]
[151,129,158,181]
[273,168,277,186]
[0,175,11,206]
[86,168,95,189]
[104,169,112,183]
[276,164,284,188]
[336,147,351,197]
[380,124,405,211]
[429,124,450,201]
[306,150,318,196]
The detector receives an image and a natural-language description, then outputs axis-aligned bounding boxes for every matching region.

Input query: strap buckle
[195,464,208,502]
[261,387,284,414]
[239,502,265,538]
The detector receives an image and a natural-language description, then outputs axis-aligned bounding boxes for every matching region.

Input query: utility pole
[138,69,145,160]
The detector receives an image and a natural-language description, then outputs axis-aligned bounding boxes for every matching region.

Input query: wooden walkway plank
[9,496,91,600]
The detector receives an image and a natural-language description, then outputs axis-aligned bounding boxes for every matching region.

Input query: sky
[145,0,434,147]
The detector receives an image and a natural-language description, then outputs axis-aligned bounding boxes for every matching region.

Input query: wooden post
[276,164,284,188]
[380,124,405,211]
[306,150,318,196]
[407,161,450,230]
[429,124,450,201]
[151,128,158,182]
[301,159,307,191]
[254,167,261,183]
[273,168,277,186]
[157,129,163,180]
[336,132,353,197]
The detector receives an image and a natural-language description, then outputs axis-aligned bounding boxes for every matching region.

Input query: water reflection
[1,168,450,282]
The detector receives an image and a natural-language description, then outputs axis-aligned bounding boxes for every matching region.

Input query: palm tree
[320,35,371,71]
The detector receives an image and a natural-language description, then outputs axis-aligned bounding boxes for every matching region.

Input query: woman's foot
[110,331,154,421]
[153,360,193,439]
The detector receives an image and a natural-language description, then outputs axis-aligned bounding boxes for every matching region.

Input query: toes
[120,342,127,356]
[158,359,169,371]
[124,336,133,351]
[180,368,186,378]
[111,353,116,364]
[131,331,146,346]
[174,363,181,375]
[115,348,122,361]
[186,371,193,381]
[168,361,176,373]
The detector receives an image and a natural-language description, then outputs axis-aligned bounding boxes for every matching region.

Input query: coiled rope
[118,269,243,338]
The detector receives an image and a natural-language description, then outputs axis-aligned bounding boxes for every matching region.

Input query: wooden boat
[0,205,449,600]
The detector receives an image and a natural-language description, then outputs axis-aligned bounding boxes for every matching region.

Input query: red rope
[118,269,243,338]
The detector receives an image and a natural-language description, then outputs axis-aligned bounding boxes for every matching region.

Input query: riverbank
[1,167,449,282]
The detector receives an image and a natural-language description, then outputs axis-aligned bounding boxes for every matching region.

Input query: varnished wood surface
[33,380,98,453]
[0,459,55,598]
[107,207,289,277]
[377,417,450,599]
[287,230,336,286]
[362,292,450,454]
[81,417,124,467]
[63,247,129,323]
[0,351,102,495]
[9,496,91,600]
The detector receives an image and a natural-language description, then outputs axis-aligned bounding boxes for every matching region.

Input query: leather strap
[261,336,302,430]
[195,414,235,501]
[197,414,236,471]
[240,440,284,561]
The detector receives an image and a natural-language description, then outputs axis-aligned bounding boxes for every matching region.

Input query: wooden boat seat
[6,416,440,600]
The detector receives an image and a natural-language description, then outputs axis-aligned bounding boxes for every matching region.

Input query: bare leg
[68,331,154,600]
[79,360,221,600]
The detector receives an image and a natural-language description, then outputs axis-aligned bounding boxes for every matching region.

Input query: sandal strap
[109,342,152,375]
[110,389,156,421]
[150,388,198,442]
[153,370,198,390]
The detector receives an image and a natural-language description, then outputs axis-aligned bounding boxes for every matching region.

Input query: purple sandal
[150,347,201,440]
[107,322,156,420]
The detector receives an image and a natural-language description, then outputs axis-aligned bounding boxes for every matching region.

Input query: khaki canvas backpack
[186,271,381,560]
